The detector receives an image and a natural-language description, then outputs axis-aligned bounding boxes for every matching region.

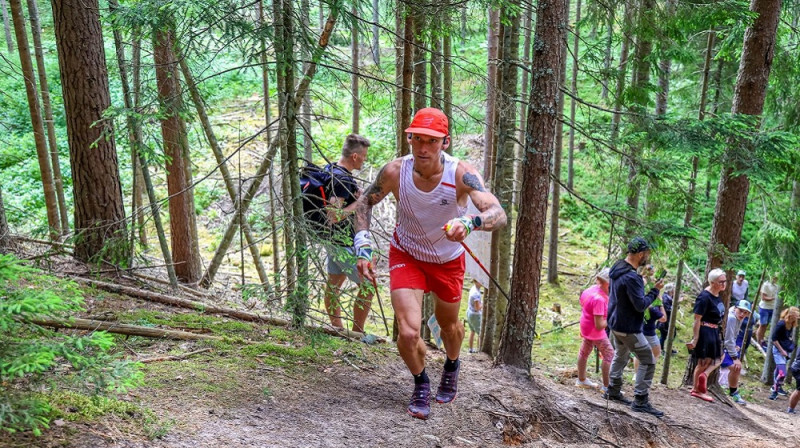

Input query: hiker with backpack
[301,134,375,333]
[352,108,507,420]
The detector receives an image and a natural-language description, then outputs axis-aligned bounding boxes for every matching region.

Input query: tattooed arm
[445,162,507,242]
[354,161,400,232]
[354,160,400,282]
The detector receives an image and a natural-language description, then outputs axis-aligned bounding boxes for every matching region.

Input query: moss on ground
[46,390,171,439]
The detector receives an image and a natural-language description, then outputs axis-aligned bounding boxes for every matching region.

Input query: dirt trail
[13,346,797,448]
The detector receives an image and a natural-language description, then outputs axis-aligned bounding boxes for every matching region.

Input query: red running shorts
[388,245,466,303]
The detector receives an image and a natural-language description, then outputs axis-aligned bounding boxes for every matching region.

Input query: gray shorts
[327,246,362,285]
[645,334,660,350]
[467,312,482,333]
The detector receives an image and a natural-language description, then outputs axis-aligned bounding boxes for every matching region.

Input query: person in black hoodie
[603,237,665,417]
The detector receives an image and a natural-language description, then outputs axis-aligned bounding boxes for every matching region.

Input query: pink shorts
[389,246,466,303]
[578,337,614,363]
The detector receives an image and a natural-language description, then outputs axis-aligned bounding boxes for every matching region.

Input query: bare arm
[688,314,702,349]
[354,162,399,282]
[446,162,507,241]
[354,162,398,233]
[594,314,607,331]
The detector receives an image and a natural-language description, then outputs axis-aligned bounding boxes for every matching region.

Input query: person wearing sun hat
[352,108,507,419]
[720,299,752,405]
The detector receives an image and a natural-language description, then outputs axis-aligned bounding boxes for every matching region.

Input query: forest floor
[3,236,800,448]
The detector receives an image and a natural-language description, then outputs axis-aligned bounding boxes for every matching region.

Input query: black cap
[628,237,651,254]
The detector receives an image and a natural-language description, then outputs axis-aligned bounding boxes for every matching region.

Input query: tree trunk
[394,2,404,154]
[259,0,281,288]
[610,0,633,140]
[286,0,309,326]
[622,0,654,238]
[273,0,296,298]
[200,9,339,288]
[131,30,147,247]
[705,0,781,275]
[371,0,380,64]
[655,2,676,116]
[483,8,500,182]
[430,33,442,110]
[761,294,784,385]
[351,4,360,133]
[600,5,613,101]
[2,0,13,52]
[412,10,426,111]
[566,0,580,190]
[480,10,502,355]
[108,13,175,285]
[496,0,566,370]
[0,187,8,250]
[490,8,519,355]
[108,0,139,266]
[515,2,533,207]
[153,28,201,284]
[661,30,715,385]
[10,0,60,239]
[442,13,452,146]
[547,0,569,286]
[177,54,271,288]
[300,0,312,161]
[400,5,413,156]
[51,0,126,261]
[27,0,69,234]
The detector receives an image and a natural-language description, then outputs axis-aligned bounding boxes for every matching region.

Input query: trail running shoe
[788,408,797,414]
[769,391,778,401]
[730,392,747,405]
[407,382,431,420]
[436,363,460,404]
[631,398,665,418]
[575,378,598,389]
[777,387,789,397]
[603,391,632,405]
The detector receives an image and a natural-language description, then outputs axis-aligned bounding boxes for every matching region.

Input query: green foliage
[0,255,141,436]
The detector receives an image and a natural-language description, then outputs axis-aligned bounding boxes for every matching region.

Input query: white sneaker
[575,378,598,389]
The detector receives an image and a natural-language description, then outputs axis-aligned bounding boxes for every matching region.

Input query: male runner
[354,108,506,419]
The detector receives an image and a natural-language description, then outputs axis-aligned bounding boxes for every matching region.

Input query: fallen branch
[28,316,221,341]
[12,234,73,249]
[73,277,280,323]
[73,277,384,343]
[540,320,579,336]
[138,348,213,363]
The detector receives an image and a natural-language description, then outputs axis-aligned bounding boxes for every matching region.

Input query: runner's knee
[397,327,421,346]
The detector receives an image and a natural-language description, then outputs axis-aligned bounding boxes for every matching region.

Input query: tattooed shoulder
[364,164,393,206]
[463,172,486,192]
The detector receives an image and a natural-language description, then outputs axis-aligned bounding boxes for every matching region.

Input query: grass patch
[118,309,255,335]
[47,390,171,440]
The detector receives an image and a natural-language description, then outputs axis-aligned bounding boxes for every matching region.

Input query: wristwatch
[471,215,482,230]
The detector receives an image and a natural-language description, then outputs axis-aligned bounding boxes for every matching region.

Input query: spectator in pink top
[576,268,614,390]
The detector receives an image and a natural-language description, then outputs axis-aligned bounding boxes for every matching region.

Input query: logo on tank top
[441,199,448,205]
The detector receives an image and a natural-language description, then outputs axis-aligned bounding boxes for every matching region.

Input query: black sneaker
[631,396,665,418]
[407,383,431,420]
[436,362,460,404]
[778,387,789,397]
[603,391,632,405]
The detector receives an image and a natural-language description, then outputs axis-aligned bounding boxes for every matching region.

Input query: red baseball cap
[405,108,449,138]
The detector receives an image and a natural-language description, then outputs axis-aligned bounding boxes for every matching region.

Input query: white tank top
[392,153,466,264]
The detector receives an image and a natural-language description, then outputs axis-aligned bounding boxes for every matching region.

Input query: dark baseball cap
[627,237,651,254]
